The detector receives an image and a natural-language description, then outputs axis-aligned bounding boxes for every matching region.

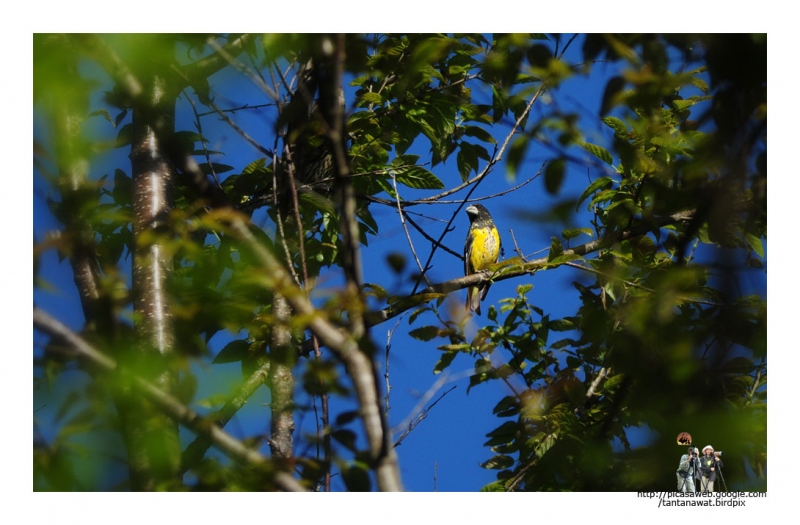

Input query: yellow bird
[464,203,501,315]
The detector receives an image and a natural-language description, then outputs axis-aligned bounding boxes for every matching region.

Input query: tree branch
[223,202,405,490]
[33,308,306,492]
[358,209,700,332]
[317,34,403,492]
[181,359,270,472]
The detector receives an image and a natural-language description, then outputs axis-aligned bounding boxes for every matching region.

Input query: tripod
[698,455,723,492]
[677,453,699,492]
[716,461,728,492]
[699,473,713,492]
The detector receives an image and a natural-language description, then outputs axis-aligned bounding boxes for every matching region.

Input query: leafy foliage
[34,34,766,491]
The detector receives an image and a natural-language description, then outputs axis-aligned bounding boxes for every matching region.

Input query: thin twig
[361,166,544,209]
[205,96,274,158]
[205,37,279,100]
[392,172,432,287]
[271,147,302,287]
[584,367,608,405]
[196,102,275,117]
[183,89,220,187]
[404,213,462,260]
[311,333,331,492]
[509,229,527,261]
[394,385,457,448]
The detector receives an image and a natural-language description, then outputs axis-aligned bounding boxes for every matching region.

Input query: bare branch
[394,385,456,448]
[391,172,432,287]
[403,213,463,260]
[203,36,279,100]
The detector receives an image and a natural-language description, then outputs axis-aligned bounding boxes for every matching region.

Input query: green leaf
[408,306,432,325]
[115,109,129,127]
[332,429,358,452]
[480,481,508,492]
[198,163,235,175]
[359,92,384,105]
[335,410,360,426]
[562,228,593,240]
[506,135,530,179]
[721,357,755,374]
[213,340,250,364]
[342,463,371,491]
[600,76,626,115]
[491,85,508,123]
[548,318,575,331]
[601,116,628,138]
[393,166,444,190]
[437,343,470,352]
[434,351,458,374]
[390,154,421,166]
[241,157,266,174]
[88,109,113,126]
[480,454,514,470]
[546,237,564,262]
[385,253,406,274]
[580,142,613,165]
[578,176,614,206]
[115,123,133,148]
[463,125,497,144]
[744,233,765,258]
[363,282,389,300]
[299,190,337,216]
[545,158,565,194]
[409,325,440,342]
[492,395,519,417]
[547,253,583,266]
[689,76,709,95]
[457,143,479,180]
[534,432,557,459]
[602,373,626,393]
[486,420,518,438]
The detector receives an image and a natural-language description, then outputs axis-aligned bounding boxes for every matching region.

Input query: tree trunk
[125,71,181,490]
[269,293,295,461]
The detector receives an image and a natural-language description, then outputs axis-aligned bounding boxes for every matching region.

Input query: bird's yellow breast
[470,226,501,271]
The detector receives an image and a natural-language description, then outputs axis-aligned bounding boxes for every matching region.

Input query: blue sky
[32,33,769,494]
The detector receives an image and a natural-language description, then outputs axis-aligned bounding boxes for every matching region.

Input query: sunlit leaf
[580,142,613,165]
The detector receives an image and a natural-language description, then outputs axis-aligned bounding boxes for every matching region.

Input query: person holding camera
[698,445,723,492]
[676,446,699,492]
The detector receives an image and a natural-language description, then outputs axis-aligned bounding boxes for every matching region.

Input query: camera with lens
[715,451,724,457]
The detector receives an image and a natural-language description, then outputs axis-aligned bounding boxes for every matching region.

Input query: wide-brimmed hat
[702,445,714,453]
